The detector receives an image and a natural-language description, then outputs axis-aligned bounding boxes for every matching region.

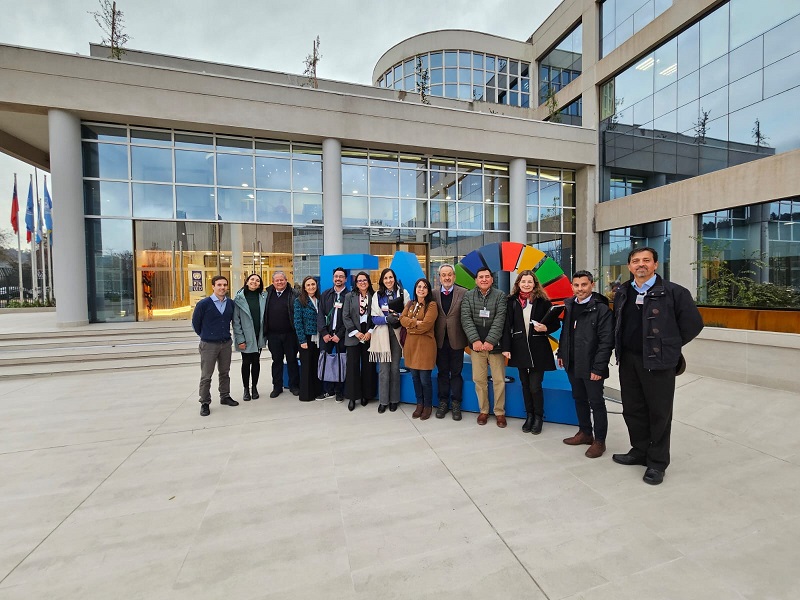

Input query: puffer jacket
[461,286,507,353]
[232,289,267,353]
[557,295,613,378]
[613,275,704,370]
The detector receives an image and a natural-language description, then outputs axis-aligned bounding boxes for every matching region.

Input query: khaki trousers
[471,350,506,416]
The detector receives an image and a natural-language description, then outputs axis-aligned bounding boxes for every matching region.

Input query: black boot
[532,415,543,435]
[522,413,534,433]
[435,401,448,419]
[251,385,259,399]
[451,400,462,421]
[242,387,252,402]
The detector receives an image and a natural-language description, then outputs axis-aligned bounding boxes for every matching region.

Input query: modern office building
[0,0,798,328]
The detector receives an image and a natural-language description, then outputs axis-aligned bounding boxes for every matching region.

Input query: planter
[697,306,800,334]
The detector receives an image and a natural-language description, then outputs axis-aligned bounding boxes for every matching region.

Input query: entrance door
[369,241,429,282]
[223,224,295,293]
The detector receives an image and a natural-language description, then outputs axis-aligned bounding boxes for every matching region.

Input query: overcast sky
[0,0,561,244]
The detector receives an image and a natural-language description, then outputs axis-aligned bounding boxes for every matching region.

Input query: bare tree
[752,118,770,150]
[545,86,561,123]
[415,57,431,105]
[90,1,130,60]
[303,36,321,89]
[693,108,711,145]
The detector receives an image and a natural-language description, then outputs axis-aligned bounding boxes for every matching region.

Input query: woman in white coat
[233,274,267,401]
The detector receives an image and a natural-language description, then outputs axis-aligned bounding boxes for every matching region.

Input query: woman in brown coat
[400,278,439,420]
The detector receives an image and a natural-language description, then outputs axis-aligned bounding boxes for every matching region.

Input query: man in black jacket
[263,271,300,398]
[557,271,614,458]
[317,267,348,401]
[612,248,704,485]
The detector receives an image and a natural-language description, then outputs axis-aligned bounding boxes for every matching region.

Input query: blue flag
[43,181,53,234]
[24,180,34,243]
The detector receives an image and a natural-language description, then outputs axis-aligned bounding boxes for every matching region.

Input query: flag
[10,179,19,234]
[43,180,53,234]
[24,180,34,243]
[35,196,43,245]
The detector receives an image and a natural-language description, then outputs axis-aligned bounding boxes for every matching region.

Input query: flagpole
[45,175,54,302]
[35,169,46,300]
[29,174,38,301]
[14,174,23,303]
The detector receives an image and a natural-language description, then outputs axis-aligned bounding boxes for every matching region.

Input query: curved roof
[373,30,532,84]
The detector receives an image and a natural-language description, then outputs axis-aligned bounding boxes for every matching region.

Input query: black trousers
[567,369,608,441]
[241,350,261,388]
[436,340,464,405]
[619,350,676,471]
[345,343,377,402]
[519,368,545,416]
[267,332,299,391]
[298,341,322,402]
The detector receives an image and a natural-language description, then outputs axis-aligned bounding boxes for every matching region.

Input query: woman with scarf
[293,275,323,402]
[342,271,377,411]
[233,273,267,401]
[369,268,410,414]
[400,278,438,420]
[502,270,559,434]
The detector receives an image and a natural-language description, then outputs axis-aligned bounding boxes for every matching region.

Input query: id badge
[334,301,343,309]
[479,308,491,318]
[635,294,645,305]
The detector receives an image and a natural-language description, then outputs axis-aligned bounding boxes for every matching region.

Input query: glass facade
[539,23,582,106]
[377,50,531,107]
[600,0,800,201]
[698,198,800,307]
[526,168,577,274]
[599,220,671,301]
[82,123,323,321]
[601,0,672,58]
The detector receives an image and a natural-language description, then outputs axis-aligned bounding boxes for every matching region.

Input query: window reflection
[86,218,135,322]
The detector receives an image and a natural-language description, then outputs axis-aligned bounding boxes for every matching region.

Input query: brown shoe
[563,431,594,446]
[477,413,489,425]
[496,415,507,428]
[585,441,606,458]
[420,406,432,420]
[412,404,423,419]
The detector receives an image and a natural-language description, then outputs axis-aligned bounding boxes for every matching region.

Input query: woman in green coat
[233,274,267,401]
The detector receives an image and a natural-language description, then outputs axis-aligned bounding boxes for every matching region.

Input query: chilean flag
[10,179,19,234]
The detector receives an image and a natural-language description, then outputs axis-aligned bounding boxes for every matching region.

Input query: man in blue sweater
[192,275,238,416]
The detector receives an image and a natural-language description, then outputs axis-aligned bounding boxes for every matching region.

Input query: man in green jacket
[461,267,508,427]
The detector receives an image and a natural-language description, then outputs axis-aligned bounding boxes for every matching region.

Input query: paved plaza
[0,319,799,598]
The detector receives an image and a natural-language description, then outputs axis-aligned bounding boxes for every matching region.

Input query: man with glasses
[263,271,300,398]
[432,264,468,420]
[318,267,348,401]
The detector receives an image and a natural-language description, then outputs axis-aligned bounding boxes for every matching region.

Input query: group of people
[192,246,702,485]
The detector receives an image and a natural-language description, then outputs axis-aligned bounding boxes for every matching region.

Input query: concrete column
[230,223,244,288]
[509,158,527,245]
[669,214,698,294]
[48,109,89,326]
[575,165,598,277]
[322,138,343,255]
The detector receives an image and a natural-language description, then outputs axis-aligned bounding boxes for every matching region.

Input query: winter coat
[293,297,320,345]
[317,286,348,351]
[502,295,558,371]
[557,295,614,378]
[613,275,704,370]
[461,286,507,353]
[400,300,438,370]
[232,289,267,353]
[342,291,375,348]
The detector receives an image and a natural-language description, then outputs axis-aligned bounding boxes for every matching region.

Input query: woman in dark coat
[293,275,323,402]
[342,271,377,411]
[503,269,560,434]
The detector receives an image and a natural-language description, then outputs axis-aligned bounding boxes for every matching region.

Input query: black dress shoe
[220,397,239,406]
[531,416,543,435]
[348,399,356,411]
[378,404,387,414]
[290,387,300,396]
[269,388,282,398]
[389,403,398,412]
[612,452,647,466]
[200,404,210,416]
[251,386,259,399]
[361,398,369,407]
[522,413,534,433]
[643,468,665,485]
[242,388,251,402]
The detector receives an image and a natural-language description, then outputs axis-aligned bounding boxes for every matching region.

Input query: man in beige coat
[432,264,469,421]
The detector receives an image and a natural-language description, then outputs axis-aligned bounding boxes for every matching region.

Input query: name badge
[334,302,343,309]
[479,308,491,318]
[635,293,645,305]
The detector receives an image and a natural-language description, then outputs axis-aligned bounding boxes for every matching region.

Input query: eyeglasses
[356,279,368,283]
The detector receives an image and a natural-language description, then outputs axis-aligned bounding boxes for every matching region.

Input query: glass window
[342,164,368,195]
[445,52,457,67]
[699,55,728,96]
[217,187,255,222]
[216,153,254,188]
[654,38,677,91]
[729,37,764,83]
[445,68,457,83]
[485,203,509,230]
[255,156,291,189]
[256,190,291,223]
[341,195,368,227]
[216,137,252,153]
[131,129,171,146]
[699,3,729,67]
[293,193,323,224]
[370,197,398,227]
[255,140,291,156]
[654,82,677,118]
[430,69,443,85]
[400,199,427,228]
[473,53,484,69]
[430,52,443,68]
[84,180,129,217]
[764,14,800,66]
[763,51,800,99]
[457,203,482,229]
[82,124,126,142]
[83,142,128,180]
[728,70,762,112]
[131,146,172,183]
[430,200,457,228]
[485,55,495,73]
[486,175,509,203]
[132,183,173,219]
[730,0,800,50]
[85,218,135,322]
[459,51,471,67]
[293,160,322,193]
[458,174,482,201]
[292,145,322,161]
[677,71,699,107]
[677,22,700,78]
[369,167,399,197]
[400,169,427,199]
[176,186,216,220]
[175,150,214,185]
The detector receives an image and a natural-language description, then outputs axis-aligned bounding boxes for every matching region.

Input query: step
[0,340,199,366]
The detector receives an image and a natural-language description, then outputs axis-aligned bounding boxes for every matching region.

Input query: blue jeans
[410,369,433,407]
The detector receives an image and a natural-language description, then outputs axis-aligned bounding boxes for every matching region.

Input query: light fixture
[352,190,359,194]
[302,187,308,191]
[635,57,655,71]
[659,64,677,76]
[241,183,249,187]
